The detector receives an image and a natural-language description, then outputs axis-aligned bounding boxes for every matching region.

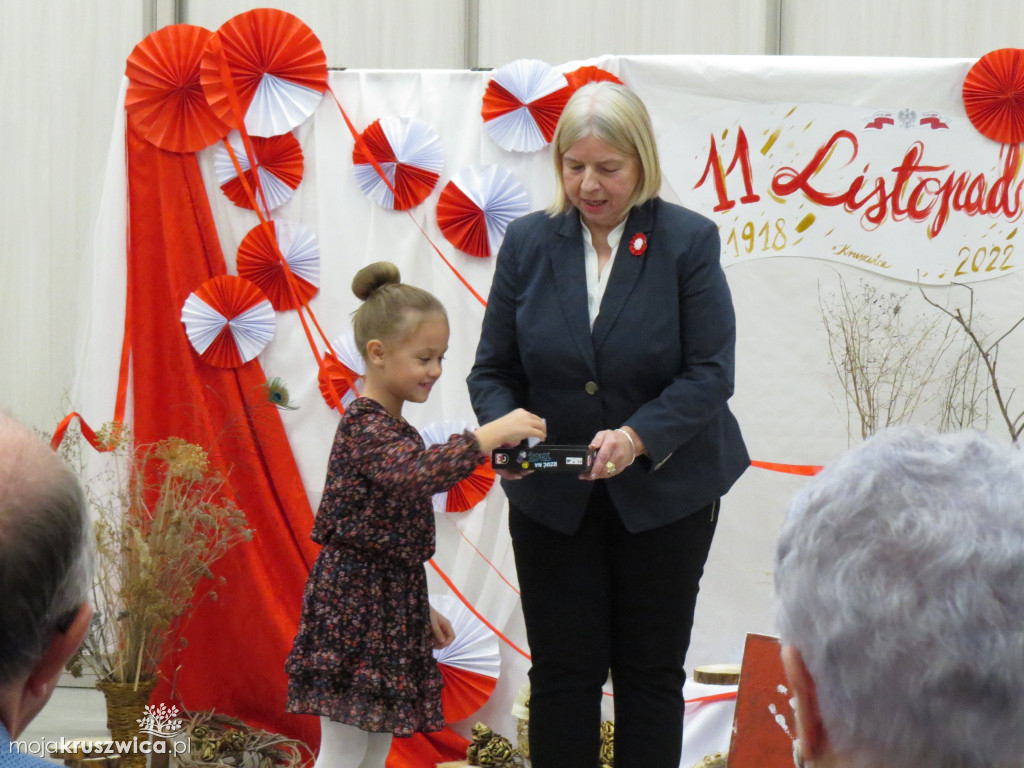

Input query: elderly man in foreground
[0,413,93,767]
[775,426,1024,768]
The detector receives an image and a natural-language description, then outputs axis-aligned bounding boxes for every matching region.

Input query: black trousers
[510,482,718,768]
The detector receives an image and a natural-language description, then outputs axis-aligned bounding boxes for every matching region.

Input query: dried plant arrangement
[66,424,252,687]
[819,277,960,440]
[920,283,1024,443]
[935,305,991,434]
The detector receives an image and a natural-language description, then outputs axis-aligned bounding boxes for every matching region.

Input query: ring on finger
[605,461,617,475]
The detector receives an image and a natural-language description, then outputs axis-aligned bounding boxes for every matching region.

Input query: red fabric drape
[386,728,471,768]
[125,123,321,749]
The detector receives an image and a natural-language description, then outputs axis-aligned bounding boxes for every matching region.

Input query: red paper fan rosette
[421,420,496,512]
[352,117,444,210]
[436,165,530,258]
[214,130,303,211]
[236,220,319,310]
[181,275,275,368]
[318,333,365,410]
[200,7,327,137]
[125,24,231,152]
[564,65,624,92]
[430,594,500,722]
[963,48,1024,144]
[482,59,572,152]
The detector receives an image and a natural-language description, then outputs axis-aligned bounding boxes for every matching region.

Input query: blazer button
[585,380,599,395]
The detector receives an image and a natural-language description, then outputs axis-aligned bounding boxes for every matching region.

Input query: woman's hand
[582,426,644,481]
[430,607,456,649]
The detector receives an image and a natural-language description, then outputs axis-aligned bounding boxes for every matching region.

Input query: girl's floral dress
[286,398,482,736]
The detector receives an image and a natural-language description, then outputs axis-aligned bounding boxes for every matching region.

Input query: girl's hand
[430,607,455,649]
[582,426,643,481]
[474,409,547,455]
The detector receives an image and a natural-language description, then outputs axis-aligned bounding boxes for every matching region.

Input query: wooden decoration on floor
[725,634,796,768]
[694,663,741,685]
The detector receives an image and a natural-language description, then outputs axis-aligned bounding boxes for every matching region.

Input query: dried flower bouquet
[67,425,251,687]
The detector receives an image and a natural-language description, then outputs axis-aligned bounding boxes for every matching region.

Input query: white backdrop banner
[662,102,1020,283]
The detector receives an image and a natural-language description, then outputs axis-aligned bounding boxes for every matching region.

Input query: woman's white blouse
[582,219,626,328]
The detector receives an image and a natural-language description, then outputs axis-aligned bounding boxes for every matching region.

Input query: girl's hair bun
[349,261,446,359]
[352,261,401,301]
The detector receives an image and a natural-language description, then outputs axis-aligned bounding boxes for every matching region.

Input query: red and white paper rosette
[125,24,231,153]
[420,420,496,513]
[481,59,572,152]
[436,165,530,258]
[200,8,327,137]
[430,594,501,723]
[214,130,304,211]
[236,220,319,310]
[963,48,1024,144]
[318,332,365,410]
[352,117,444,210]
[181,275,275,368]
[564,64,623,92]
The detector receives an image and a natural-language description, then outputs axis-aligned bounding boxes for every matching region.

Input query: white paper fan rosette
[481,58,571,152]
[429,594,501,722]
[214,130,302,211]
[352,116,444,210]
[420,419,496,513]
[181,275,275,368]
[437,165,530,258]
[319,331,366,409]
[265,218,319,289]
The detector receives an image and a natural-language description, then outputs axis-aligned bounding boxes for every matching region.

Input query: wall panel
[782,0,1024,57]
[0,1,143,432]
[185,0,468,69]
[478,0,772,67]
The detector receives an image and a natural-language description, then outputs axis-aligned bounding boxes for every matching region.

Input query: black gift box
[491,443,596,472]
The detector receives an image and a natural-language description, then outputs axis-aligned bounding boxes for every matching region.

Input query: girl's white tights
[314,717,394,768]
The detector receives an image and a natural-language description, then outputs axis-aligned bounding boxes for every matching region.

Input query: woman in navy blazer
[468,82,748,768]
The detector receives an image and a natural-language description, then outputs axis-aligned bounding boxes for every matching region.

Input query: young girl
[286,262,546,768]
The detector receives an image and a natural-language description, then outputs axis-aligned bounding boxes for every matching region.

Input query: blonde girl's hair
[351,261,447,359]
[547,81,662,216]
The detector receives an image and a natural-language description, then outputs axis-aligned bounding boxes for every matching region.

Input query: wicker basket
[96,679,158,768]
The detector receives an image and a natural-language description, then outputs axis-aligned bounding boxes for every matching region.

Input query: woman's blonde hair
[351,261,446,359]
[547,81,662,216]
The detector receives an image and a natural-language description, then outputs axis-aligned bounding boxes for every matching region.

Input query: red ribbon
[750,460,822,476]
[686,690,739,706]
[428,558,531,660]
[50,412,118,452]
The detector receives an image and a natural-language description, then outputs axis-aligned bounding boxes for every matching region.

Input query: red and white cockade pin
[628,232,647,256]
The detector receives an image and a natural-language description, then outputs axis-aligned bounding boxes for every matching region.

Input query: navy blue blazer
[468,197,749,534]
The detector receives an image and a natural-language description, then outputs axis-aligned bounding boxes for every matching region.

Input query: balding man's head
[0,413,92,685]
